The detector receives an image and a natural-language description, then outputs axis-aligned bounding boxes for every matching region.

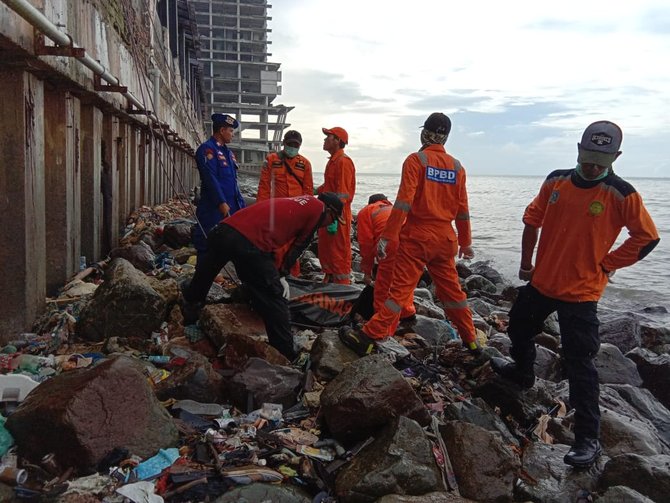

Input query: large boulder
[335,416,442,503]
[199,304,267,348]
[610,384,670,447]
[310,330,359,381]
[599,315,642,353]
[375,494,474,503]
[153,351,224,403]
[109,242,156,272]
[595,343,643,386]
[5,356,178,472]
[214,482,312,502]
[77,258,167,341]
[439,421,520,502]
[443,398,517,445]
[224,357,302,413]
[627,348,670,410]
[600,406,666,457]
[321,355,430,443]
[599,453,670,502]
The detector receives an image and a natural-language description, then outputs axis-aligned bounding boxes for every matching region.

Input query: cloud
[269,0,670,177]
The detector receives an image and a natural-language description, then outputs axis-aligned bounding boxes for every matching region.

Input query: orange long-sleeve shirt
[257,152,313,201]
[357,199,393,275]
[383,144,471,246]
[525,169,659,302]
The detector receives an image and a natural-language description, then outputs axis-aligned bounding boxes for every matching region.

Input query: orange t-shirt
[525,169,659,302]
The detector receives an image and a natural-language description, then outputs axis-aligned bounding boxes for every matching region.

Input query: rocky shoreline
[0,191,668,502]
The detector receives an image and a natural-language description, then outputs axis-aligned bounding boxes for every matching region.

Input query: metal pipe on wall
[2,0,147,113]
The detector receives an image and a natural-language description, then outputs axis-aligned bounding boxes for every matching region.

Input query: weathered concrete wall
[0,0,203,338]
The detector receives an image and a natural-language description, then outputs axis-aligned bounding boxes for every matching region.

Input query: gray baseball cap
[577,121,622,167]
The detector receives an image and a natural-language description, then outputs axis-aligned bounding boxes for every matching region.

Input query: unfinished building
[193,0,292,168]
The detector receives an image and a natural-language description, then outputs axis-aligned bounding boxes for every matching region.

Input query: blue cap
[211,113,239,129]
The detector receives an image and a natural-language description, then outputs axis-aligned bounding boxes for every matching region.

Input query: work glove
[377,238,389,259]
[326,221,338,234]
[518,266,535,282]
[279,277,290,300]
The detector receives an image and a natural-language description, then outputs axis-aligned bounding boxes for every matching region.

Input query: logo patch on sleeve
[426,166,456,184]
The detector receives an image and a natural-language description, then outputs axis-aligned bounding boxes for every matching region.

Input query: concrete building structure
[0,0,205,338]
[193,0,292,169]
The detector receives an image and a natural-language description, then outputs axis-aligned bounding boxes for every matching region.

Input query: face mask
[284,146,300,158]
[575,163,610,181]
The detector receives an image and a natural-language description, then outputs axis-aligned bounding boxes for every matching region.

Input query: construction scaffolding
[193,0,293,167]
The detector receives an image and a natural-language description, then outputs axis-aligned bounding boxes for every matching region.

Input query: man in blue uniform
[193,113,246,260]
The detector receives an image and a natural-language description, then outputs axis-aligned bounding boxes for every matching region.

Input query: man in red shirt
[257,130,314,277]
[182,193,344,360]
[491,121,659,468]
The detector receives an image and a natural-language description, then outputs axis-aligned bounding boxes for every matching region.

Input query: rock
[543,312,560,336]
[5,356,178,472]
[311,330,359,381]
[534,345,562,383]
[487,333,512,355]
[472,378,558,431]
[335,416,442,502]
[600,406,666,457]
[169,246,196,265]
[464,274,496,294]
[599,453,670,502]
[627,348,670,410]
[162,223,192,248]
[439,421,519,502]
[146,277,180,306]
[455,262,472,279]
[500,285,518,303]
[443,397,517,445]
[321,355,430,443]
[214,482,312,502]
[413,294,446,320]
[153,352,224,403]
[110,242,156,272]
[595,343,643,385]
[599,315,642,354]
[599,485,655,502]
[225,357,303,413]
[515,441,602,502]
[199,304,267,348]
[467,298,496,318]
[375,494,474,503]
[639,322,670,350]
[469,261,504,285]
[534,332,560,353]
[219,331,289,369]
[76,258,167,341]
[610,384,670,448]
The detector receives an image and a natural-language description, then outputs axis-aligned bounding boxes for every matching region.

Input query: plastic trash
[0,374,39,402]
[172,399,223,416]
[132,448,180,481]
[116,481,164,503]
[0,416,14,457]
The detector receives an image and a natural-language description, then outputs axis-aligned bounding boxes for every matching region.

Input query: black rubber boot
[490,357,535,389]
[564,438,602,468]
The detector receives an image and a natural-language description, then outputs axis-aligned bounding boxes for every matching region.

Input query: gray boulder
[599,453,670,502]
[595,343,642,385]
[335,416,442,502]
[311,330,360,381]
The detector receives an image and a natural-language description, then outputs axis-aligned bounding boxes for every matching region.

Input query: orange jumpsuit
[357,199,415,323]
[258,151,313,276]
[317,150,356,284]
[362,144,476,343]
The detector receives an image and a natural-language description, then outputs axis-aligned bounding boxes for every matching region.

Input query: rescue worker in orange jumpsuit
[316,127,356,284]
[491,121,659,468]
[257,130,314,277]
[357,194,415,326]
[340,113,479,356]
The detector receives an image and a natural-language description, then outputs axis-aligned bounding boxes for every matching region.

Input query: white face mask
[284,146,300,158]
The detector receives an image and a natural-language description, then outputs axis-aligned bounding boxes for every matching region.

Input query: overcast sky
[268,0,670,177]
